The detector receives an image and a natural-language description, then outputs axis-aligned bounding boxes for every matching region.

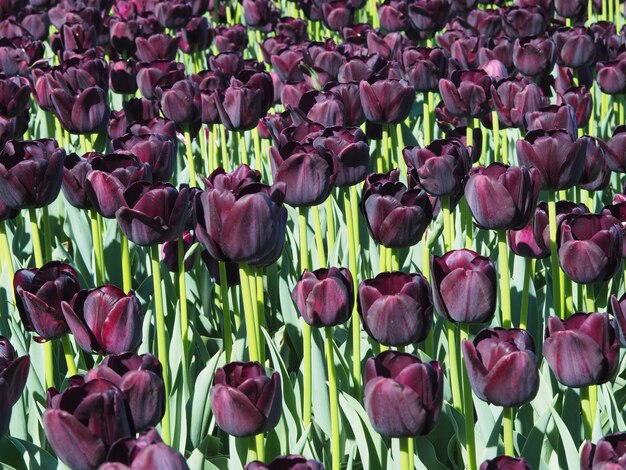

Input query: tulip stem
[548,192,563,318]
[581,386,593,439]
[42,206,52,263]
[460,324,477,470]
[311,205,327,268]
[60,335,77,377]
[184,126,196,186]
[121,234,132,293]
[177,238,189,389]
[447,324,463,412]
[325,327,341,470]
[239,265,259,362]
[423,92,432,147]
[298,207,312,426]
[220,125,229,171]
[345,187,361,398]
[254,267,265,364]
[0,220,14,284]
[492,110,500,163]
[519,258,533,330]
[150,245,171,445]
[90,210,104,286]
[442,196,452,251]
[503,407,514,456]
[497,230,512,328]
[239,132,248,166]
[399,437,410,470]
[325,196,335,255]
[219,262,232,362]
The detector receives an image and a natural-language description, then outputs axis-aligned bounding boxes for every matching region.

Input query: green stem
[503,407,514,456]
[121,234,132,292]
[447,324,463,412]
[501,129,509,165]
[442,196,452,252]
[239,264,259,362]
[90,210,104,286]
[150,245,171,444]
[184,126,196,186]
[460,324,477,470]
[498,230,512,328]
[581,386,592,439]
[0,220,14,283]
[220,125,229,171]
[423,92,432,147]
[239,132,249,166]
[382,124,390,173]
[519,258,533,330]
[42,206,52,263]
[345,188,361,398]
[325,197,335,255]
[492,110,500,163]
[311,205,327,268]
[399,437,410,470]
[247,435,258,462]
[219,262,232,362]
[255,433,265,463]
[298,207,312,426]
[325,326,341,470]
[548,192,563,318]
[177,238,189,390]
[61,335,77,376]
[254,267,265,364]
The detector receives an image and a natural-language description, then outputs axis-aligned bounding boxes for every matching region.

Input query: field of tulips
[7,0,626,469]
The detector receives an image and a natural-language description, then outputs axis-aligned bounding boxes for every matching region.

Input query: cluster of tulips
[5,0,626,468]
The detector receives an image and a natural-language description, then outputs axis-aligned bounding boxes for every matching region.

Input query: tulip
[135,33,179,62]
[154,0,191,29]
[581,432,626,470]
[179,16,212,53]
[603,201,626,257]
[502,6,547,38]
[85,352,165,432]
[465,163,541,231]
[0,138,65,210]
[201,251,240,287]
[161,231,199,273]
[116,182,191,247]
[557,213,622,284]
[14,261,80,341]
[580,136,610,191]
[512,35,556,77]
[109,19,138,54]
[601,125,626,172]
[558,87,592,129]
[62,152,97,210]
[321,1,354,30]
[439,69,492,118]
[112,133,176,183]
[491,77,548,129]
[597,60,626,95]
[311,126,370,186]
[462,328,539,407]
[480,456,532,470]
[292,267,354,328]
[243,0,280,30]
[51,86,110,135]
[157,78,201,126]
[245,455,323,470]
[431,249,497,323]
[610,293,626,346]
[358,271,432,346]
[110,60,137,96]
[508,221,550,259]
[553,27,596,68]
[543,312,619,387]
[359,78,416,125]
[214,84,264,131]
[516,129,585,190]
[360,169,433,248]
[0,76,29,118]
[209,52,245,78]
[210,361,282,437]
[524,104,578,140]
[214,25,248,53]
[378,0,407,32]
[195,165,287,267]
[0,336,29,439]
[532,200,589,254]
[61,285,143,355]
[407,0,451,34]
[364,350,443,438]
[136,61,185,101]
[397,46,447,93]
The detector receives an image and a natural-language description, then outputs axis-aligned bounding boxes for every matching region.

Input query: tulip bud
[136,60,185,101]
[480,456,532,470]
[580,136,610,191]
[558,86,593,128]
[398,46,447,93]
[431,249,497,323]
[407,0,451,34]
[359,78,416,125]
[214,84,264,131]
[311,126,369,187]
[596,60,626,95]
[135,33,179,62]
[245,455,323,470]
[112,133,176,183]
[51,86,110,135]
[62,152,96,209]
[581,432,626,470]
[439,69,492,118]
[610,293,626,346]
[110,60,138,96]
[214,25,248,53]
[508,221,550,259]
[491,77,548,129]
[524,104,578,140]
[513,35,556,77]
[553,26,596,68]
[0,336,29,439]
[364,351,443,438]
[544,312,619,387]
[378,0,408,32]
[210,362,282,437]
[601,125,626,172]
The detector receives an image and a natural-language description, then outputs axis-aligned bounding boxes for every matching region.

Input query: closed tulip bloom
[109,19,138,54]
[603,201,626,257]
[378,0,408,31]
[524,104,578,140]
[43,378,134,470]
[321,1,354,30]
[157,78,201,125]
[61,285,143,355]
[210,362,282,437]
[361,169,433,248]
[214,85,264,131]
[0,138,65,210]
[502,6,547,38]
[558,213,622,284]
[581,433,626,470]
[136,61,185,100]
[51,86,110,135]
[296,90,346,128]
[465,163,541,231]
[516,129,585,190]
[580,136,610,191]
[439,69,492,118]
[462,328,539,407]
[558,87,593,128]
[62,152,97,209]
[555,0,586,17]
[601,125,626,172]
[243,0,280,29]
[491,77,548,129]
[403,138,471,196]
[245,455,323,470]
[112,133,176,183]
[480,456,532,470]
[533,200,589,253]
[407,0,451,34]
[312,126,370,187]
[513,35,556,77]
[292,267,354,327]
[431,249,497,323]
[214,24,248,53]
[553,27,596,68]
[610,293,626,345]
[358,271,432,346]
[359,78,416,124]
[398,46,447,93]
[110,60,137,96]
[597,60,626,95]
[0,336,29,440]
[544,312,619,387]
[14,262,80,341]
[0,76,29,118]
[135,34,179,62]
[364,351,443,438]
[154,0,191,29]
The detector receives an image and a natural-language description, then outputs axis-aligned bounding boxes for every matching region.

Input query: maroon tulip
[554,0,586,17]
[524,104,578,140]
[601,125,626,172]
[508,220,550,259]
[154,0,192,29]
[61,285,143,355]
[462,327,539,407]
[14,261,80,341]
[245,455,323,470]
[580,136,610,191]
[544,312,619,387]
[110,60,137,96]
[533,200,589,254]
[597,60,626,95]
[610,293,626,346]
[243,0,280,30]
[512,35,556,77]
[156,78,201,126]
[364,350,443,437]
[581,433,626,470]
[109,19,138,54]
[51,86,110,135]
[136,61,185,101]
[378,0,407,31]
[312,126,370,187]
[558,86,593,129]
[407,0,451,34]
[112,133,176,183]
[0,336,29,440]
[210,362,282,437]
[359,78,416,124]
[135,33,178,62]
[358,271,432,346]
[398,46,447,93]
[491,77,548,128]
[431,249,497,323]
[161,231,199,273]
[502,6,547,38]
[292,267,354,327]
[0,76,29,118]
[480,456,532,470]
[439,69,492,118]
[214,85,264,131]
[62,152,96,209]
[553,27,596,68]
[360,169,433,248]
[214,25,248,53]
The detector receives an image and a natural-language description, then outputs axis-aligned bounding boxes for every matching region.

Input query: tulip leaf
[0,437,27,470]
[5,437,57,470]
[549,406,581,470]
[189,350,223,448]
[521,402,553,470]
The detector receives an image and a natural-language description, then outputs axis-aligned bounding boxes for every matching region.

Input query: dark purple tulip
[51,86,110,135]
[513,35,556,77]
[358,271,432,346]
[14,261,80,341]
[86,152,153,219]
[275,17,308,41]
[58,23,97,52]
[271,48,304,83]
[85,353,165,432]
[245,455,323,470]
[61,285,143,355]
[502,6,547,38]
[431,249,497,323]
[0,76,29,118]
[243,0,280,29]
[214,25,248,53]
[321,1,354,31]
[439,69,492,118]
[554,0,585,17]
[524,104,578,140]
[465,163,541,231]
[157,78,201,126]
[210,362,282,437]
[533,200,589,254]
[179,16,212,53]
[359,78,416,124]
[601,125,626,172]
[516,129,585,190]
[544,312,620,387]
[557,87,592,129]
[0,138,65,210]
[195,165,287,267]
[480,456,532,470]
[161,231,199,273]
[408,0,450,34]
[154,0,191,29]
[402,138,471,196]
[508,219,550,259]
[581,433,626,470]
[296,90,346,128]
[602,201,626,257]
[0,43,29,76]
[462,328,539,407]
[491,77,548,129]
[201,251,240,287]
[553,27,596,68]
[109,19,138,54]
[116,182,191,247]
[597,60,626,95]
[135,33,178,62]
[110,60,137,96]
[398,46,447,93]
[378,0,407,31]
[312,126,370,187]
[610,293,626,345]
[558,213,622,284]
[366,30,406,61]
[0,336,29,440]
[215,85,264,131]
[361,169,433,248]
[112,133,176,183]
[364,350,443,438]
[580,136,610,191]
[43,379,133,470]
[292,267,354,327]
[136,60,185,100]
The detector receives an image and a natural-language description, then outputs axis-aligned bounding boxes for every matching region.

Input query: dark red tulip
[195,165,287,267]
[581,432,626,470]
[364,350,443,438]
[491,77,548,129]
[524,104,578,140]
[465,163,541,231]
[14,261,80,341]
[85,352,165,432]
[210,362,282,437]
[57,23,97,52]
[601,125,626,172]
[558,213,622,284]
[359,78,416,124]
[161,231,199,273]
[245,455,323,470]
[292,267,354,327]
[533,200,589,254]
[0,336,29,440]
[310,126,369,187]
[43,379,134,470]
[0,138,65,210]
[358,271,432,346]
[508,220,550,259]
[214,84,264,131]
[597,60,626,95]
[398,46,447,93]
[439,69,492,118]
[136,60,185,100]
[271,48,304,83]
[544,312,619,387]
[61,285,143,355]
[361,169,433,248]
[214,25,248,53]
[112,133,176,183]
[110,60,137,96]
[51,86,110,135]
[512,35,556,77]
[296,89,346,128]
[431,249,497,324]
[463,327,539,407]
[553,27,596,68]
[602,200,626,257]
[516,129,585,190]
[0,42,30,76]
[407,0,450,34]
[135,33,178,62]
[480,456,532,470]
[580,136,610,191]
